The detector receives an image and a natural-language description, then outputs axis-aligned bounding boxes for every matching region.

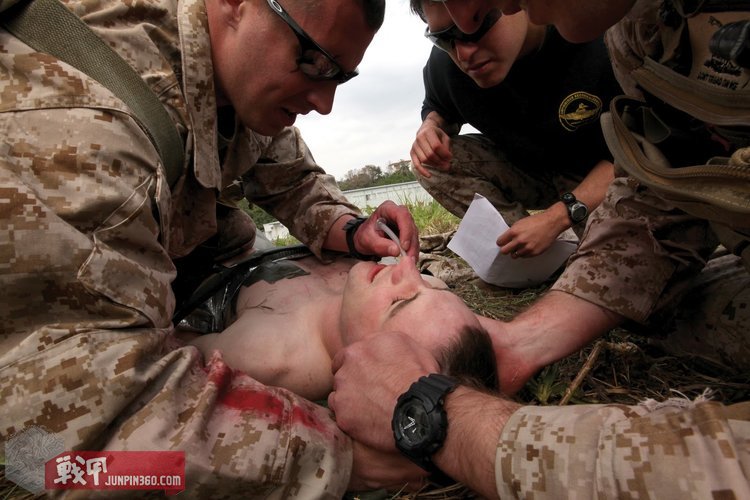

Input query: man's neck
[520,23,547,59]
[319,295,346,360]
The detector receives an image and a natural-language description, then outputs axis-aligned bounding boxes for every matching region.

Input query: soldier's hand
[410,121,452,178]
[329,331,440,451]
[353,202,420,259]
[497,210,568,258]
[348,441,429,492]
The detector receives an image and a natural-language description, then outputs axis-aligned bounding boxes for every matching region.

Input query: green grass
[269,199,459,247]
[406,199,461,235]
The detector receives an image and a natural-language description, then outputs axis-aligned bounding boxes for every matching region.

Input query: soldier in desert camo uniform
[0,0,425,495]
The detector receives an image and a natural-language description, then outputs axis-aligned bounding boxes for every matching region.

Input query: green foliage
[337,160,415,191]
[407,199,460,235]
[272,234,301,246]
[525,365,571,405]
[238,199,277,227]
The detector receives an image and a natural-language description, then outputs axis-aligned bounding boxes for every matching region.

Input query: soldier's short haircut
[290,0,385,30]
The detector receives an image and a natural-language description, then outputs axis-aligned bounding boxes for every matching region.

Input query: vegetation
[240,159,417,232]
[337,160,415,191]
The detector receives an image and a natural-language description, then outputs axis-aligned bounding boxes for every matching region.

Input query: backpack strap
[1,0,185,187]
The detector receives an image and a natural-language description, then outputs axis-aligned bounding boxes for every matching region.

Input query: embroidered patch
[558,91,603,131]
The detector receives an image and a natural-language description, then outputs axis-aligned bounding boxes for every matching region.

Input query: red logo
[45,451,185,495]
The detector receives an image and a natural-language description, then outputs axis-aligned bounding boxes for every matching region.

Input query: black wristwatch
[342,216,376,261]
[392,374,458,473]
[560,192,588,225]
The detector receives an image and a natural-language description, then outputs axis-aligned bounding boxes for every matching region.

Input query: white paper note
[447,194,577,288]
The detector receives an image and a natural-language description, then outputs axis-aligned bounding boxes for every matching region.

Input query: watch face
[397,401,430,447]
[571,203,588,222]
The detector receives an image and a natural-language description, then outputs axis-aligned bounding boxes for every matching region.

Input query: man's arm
[330,333,750,499]
[478,289,623,394]
[432,387,519,499]
[496,159,615,257]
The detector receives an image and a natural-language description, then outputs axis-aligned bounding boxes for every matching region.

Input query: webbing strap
[1,0,185,187]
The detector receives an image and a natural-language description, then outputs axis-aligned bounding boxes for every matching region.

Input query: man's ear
[210,0,247,28]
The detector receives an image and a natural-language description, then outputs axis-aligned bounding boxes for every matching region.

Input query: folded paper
[447,194,577,288]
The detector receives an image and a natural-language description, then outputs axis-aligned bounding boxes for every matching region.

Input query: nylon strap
[1,0,185,187]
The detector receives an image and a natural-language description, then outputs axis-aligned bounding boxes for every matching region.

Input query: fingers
[348,442,430,493]
[410,126,452,178]
[410,149,431,178]
[329,332,441,450]
[368,202,420,258]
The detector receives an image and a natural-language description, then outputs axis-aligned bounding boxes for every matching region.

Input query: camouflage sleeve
[496,399,750,499]
[0,108,351,497]
[241,126,360,258]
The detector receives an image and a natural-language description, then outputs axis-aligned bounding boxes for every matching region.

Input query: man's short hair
[409,0,427,22]
[442,325,499,392]
[358,0,386,30]
[291,0,385,30]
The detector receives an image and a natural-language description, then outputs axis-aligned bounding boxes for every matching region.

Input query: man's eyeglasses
[424,9,502,53]
[266,0,358,84]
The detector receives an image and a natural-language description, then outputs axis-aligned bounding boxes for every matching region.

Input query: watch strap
[404,374,458,412]
[342,216,377,261]
[392,374,458,474]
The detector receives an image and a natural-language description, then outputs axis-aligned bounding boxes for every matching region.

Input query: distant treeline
[243,159,416,227]
[336,159,415,191]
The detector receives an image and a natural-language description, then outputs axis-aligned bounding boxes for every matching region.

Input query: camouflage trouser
[553,175,750,370]
[415,134,585,237]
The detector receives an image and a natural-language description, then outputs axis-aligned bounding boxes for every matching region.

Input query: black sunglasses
[424,9,502,53]
[267,0,359,84]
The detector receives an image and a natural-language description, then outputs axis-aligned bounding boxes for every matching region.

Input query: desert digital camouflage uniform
[496,397,750,498]
[492,1,750,497]
[416,134,585,235]
[552,0,750,368]
[0,0,361,496]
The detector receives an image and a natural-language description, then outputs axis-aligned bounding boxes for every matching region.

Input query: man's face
[434,0,636,43]
[339,258,482,358]
[423,2,529,88]
[210,0,375,136]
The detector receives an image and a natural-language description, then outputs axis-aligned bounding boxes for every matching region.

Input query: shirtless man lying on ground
[184,249,499,400]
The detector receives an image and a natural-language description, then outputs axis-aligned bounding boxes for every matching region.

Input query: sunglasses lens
[298,50,357,83]
[426,32,454,52]
[299,49,341,79]
[425,9,501,51]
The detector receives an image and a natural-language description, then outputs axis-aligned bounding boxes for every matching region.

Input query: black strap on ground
[171,245,314,326]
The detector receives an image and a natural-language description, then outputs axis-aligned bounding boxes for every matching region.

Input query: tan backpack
[601,0,750,267]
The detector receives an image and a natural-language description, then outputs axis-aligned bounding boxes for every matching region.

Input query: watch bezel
[569,201,588,223]
[560,192,588,224]
[393,395,447,453]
